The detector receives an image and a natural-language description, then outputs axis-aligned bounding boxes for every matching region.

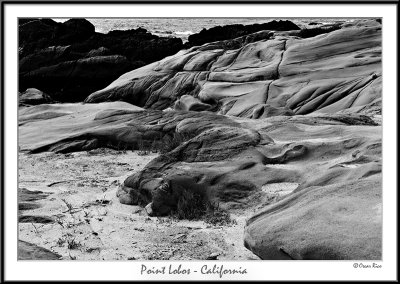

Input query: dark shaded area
[19,18,183,102]
[19,215,54,224]
[18,187,51,212]
[18,187,50,202]
[19,202,41,211]
[185,20,300,47]
[18,240,61,260]
[296,25,342,38]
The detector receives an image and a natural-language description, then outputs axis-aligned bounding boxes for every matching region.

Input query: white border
[4,3,398,281]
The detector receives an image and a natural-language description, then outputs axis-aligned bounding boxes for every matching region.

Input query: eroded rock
[86,22,381,118]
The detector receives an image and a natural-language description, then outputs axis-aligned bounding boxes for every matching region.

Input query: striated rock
[85,46,111,58]
[19,88,54,106]
[174,95,213,111]
[18,102,258,156]
[18,102,380,216]
[86,22,381,119]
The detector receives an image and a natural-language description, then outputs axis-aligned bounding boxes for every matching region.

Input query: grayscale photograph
[17,16,382,261]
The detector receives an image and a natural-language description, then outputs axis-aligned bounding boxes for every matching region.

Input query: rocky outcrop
[18,103,381,228]
[19,88,54,106]
[185,20,300,47]
[19,18,184,102]
[86,21,381,119]
[18,19,382,260]
[19,18,95,57]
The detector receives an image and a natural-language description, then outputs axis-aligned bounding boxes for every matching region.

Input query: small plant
[171,190,207,220]
[61,199,74,214]
[56,237,66,247]
[150,140,160,153]
[170,191,236,226]
[31,223,43,235]
[116,141,128,153]
[204,203,237,227]
[66,236,81,250]
[83,210,91,218]
[137,150,150,156]
[137,139,151,156]
[55,217,65,228]
[55,216,78,229]
[157,217,173,225]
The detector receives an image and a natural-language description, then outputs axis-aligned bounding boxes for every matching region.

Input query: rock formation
[185,20,300,47]
[86,20,381,121]
[19,18,183,102]
[18,19,382,260]
[19,88,54,106]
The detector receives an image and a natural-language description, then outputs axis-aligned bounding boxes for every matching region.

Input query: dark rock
[19,215,54,224]
[186,20,300,47]
[20,55,134,102]
[295,24,342,38]
[63,18,95,35]
[19,18,95,57]
[18,240,61,260]
[19,45,74,73]
[18,18,184,102]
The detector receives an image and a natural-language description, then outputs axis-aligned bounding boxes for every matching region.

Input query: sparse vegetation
[31,222,43,235]
[67,237,81,250]
[56,237,66,247]
[172,190,207,220]
[56,233,81,250]
[171,190,236,226]
[61,198,75,214]
[204,203,237,226]
[137,139,151,156]
[83,210,91,218]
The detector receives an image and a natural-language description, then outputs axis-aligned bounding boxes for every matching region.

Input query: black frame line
[1,0,398,282]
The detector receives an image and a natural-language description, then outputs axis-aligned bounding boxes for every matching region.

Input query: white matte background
[3,3,398,281]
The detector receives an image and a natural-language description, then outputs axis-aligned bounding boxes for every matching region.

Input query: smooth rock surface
[244,177,382,260]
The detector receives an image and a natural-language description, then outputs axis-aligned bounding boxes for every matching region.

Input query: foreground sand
[18,149,260,260]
